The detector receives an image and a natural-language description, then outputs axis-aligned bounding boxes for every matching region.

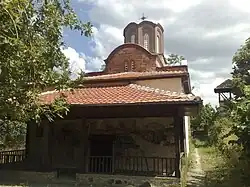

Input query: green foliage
[197,37,250,186]
[230,86,250,152]
[166,54,185,65]
[230,37,250,155]
[0,120,26,149]
[191,103,216,134]
[232,37,250,98]
[0,0,92,144]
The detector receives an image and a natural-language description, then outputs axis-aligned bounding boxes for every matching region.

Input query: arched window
[131,61,135,71]
[131,35,135,43]
[124,61,128,72]
[143,33,149,50]
[156,35,160,53]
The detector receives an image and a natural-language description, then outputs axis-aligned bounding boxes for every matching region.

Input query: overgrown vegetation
[190,36,250,186]
[181,139,195,187]
[0,0,92,149]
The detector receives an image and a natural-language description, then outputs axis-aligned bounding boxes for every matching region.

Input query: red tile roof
[84,71,187,82]
[40,84,200,106]
[85,65,189,78]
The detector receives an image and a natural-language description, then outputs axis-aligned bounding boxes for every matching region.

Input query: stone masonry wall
[0,170,56,183]
[76,173,180,187]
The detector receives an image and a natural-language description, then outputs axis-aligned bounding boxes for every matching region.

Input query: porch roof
[40,84,201,106]
[214,79,232,93]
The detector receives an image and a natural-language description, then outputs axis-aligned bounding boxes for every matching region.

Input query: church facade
[0,20,202,186]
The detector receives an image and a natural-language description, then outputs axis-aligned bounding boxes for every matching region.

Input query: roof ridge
[128,84,194,99]
[40,84,129,95]
[86,70,187,79]
[39,90,58,95]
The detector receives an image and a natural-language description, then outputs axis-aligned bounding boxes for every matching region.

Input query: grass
[181,135,196,187]
[190,138,249,187]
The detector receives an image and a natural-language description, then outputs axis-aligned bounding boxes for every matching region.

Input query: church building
[0,19,202,186]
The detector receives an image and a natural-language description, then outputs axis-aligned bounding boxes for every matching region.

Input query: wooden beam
[174,114,181,178]
[48,123,53,169]
[180,117,184,152]
[81,118,89,173]
[57,104,187,120]
[112,140,115,174]
[25,122,30,159]
[41,122,50,169]
[221,93,229,101]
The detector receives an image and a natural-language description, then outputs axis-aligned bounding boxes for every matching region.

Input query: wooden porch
[0,103,198,180]
[0,149,179,177]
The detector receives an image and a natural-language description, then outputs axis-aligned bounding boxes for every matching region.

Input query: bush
[208,117,241,161]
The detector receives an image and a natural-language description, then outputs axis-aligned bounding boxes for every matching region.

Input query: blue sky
[63,1,94,57]
[62,0,250,106]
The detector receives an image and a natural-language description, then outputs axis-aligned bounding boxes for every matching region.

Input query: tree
[0,0,92,144]
[230,37,250,151]
[166,54,185,65]
[229,38,250,184]
[191,103,216,135]
[231,37,250,98]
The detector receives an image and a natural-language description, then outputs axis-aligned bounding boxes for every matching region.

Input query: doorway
[89,135,114,173]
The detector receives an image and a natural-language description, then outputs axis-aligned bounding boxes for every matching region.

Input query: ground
[186,139,245,187]
[186,148,204,187]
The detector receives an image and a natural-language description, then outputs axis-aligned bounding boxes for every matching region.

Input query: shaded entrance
[89,135,114,173]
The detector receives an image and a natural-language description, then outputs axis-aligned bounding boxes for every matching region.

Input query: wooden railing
[0,149,26,164]
[88,156,176,177]
[89,156,113,173]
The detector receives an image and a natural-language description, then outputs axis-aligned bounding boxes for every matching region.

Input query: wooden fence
[0,149,26,164]
[88,156,176,177]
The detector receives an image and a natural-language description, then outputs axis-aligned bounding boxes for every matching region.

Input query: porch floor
[0,171,180,187]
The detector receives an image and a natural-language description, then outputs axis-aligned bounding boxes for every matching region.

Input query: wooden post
[81,118,89,173]
[180,117,184,152]
[112,140,115,174]
[41,122,50,170]
[174,114,181,178]
[25,122,30,159]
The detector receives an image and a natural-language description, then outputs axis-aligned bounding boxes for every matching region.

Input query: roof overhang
[51,100,202,120]
[214,87,232,93]
[82,72,189,84]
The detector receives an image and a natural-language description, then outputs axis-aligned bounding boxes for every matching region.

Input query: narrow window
[124,61,128,72]
[131,35,135,43]
[131,61,135,71]
[143,33,149,50]
[156,35,160,53]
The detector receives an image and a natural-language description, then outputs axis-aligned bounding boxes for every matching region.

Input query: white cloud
[229,0,250,12]
[192,77,226,107]
[78,0,250,106]
[62,47,86,80]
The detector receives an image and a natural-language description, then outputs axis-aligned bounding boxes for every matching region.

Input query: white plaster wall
[127,134,176,158]
[184,116,190,155]
[87,117,175,158]
[135,77,184,93]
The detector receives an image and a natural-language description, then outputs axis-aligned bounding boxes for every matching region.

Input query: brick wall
[105,44,157,73]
